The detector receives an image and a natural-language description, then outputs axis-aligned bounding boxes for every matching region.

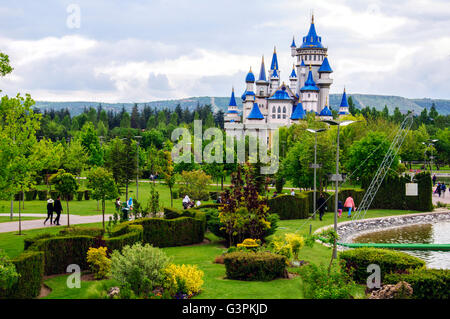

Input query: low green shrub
[209,192,218,200]
[110,243,172,297]
[29,235,95,275]
[24,233,55,251]
[84,189,91,200]
[0,251,19,291]
[58,226,105,238]
[163,207,194,219]
[0,251,44,299]
[339,248,425,283]
[105,225,143,253]
[267,194,309,219]
[25,190,37,201]
[299,263,357,299]
[384,268,450,299]
[223,251,287,281]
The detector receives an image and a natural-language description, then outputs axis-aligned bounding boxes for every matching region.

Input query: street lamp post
[321,120,357,259]
[306,128,326,220]
[423,139,438,177]
[134,136,142,200]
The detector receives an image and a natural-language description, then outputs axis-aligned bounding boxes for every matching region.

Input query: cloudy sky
[0,0,449,102]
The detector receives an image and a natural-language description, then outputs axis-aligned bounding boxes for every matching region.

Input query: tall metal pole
[313,133,317,220]
[136,140,139,201]
[333,124,340,259]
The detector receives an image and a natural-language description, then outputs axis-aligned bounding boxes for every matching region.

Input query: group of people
[434,182,447,197]
[115,197,134,221]
[316,194,356,221]
[182,195,201,209]
[44,196,63,226]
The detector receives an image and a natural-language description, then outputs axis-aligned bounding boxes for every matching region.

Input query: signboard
[309,164,322,169]
[405,183,418,196]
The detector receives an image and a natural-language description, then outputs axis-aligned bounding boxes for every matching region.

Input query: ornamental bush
[164,264,204,297]
[223,251,287,281]
[299,263,357,299]
[110,243,172,296]
[384,268,450,299]
[0,250,19,290]
[339,248,425,283]
[86,247,111,279]
[37,190,48,201]
[267,194,309,219]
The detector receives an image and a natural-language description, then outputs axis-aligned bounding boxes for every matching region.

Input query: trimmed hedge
[25,190,37,201]
[111,212,206,248]
[84,190,91,200]
[58,226,105,238]
[0,251,44,299]
[104,224,143,253]
[29,235,95,275]
[223,251,287,281]
[339,248,425,283]
[384,268,450,299]
[303,189,365,214]
[267,194,309,219]
[163,207,194,219]
[76,191,84,201]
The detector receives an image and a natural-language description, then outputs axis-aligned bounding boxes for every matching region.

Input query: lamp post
[321,119,357,258]
[306,128,326,220]
[134,136,142,200]
[423,139,438,176]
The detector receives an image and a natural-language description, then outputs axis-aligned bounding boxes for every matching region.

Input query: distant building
[225,15,349,145]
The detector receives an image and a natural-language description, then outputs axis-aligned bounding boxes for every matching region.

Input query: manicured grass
[29,209,418,299]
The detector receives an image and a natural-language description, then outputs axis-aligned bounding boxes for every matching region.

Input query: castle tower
[290,96,306,123]
[290,36,296,57]
[289,64,298,91]
[338,88,350,116]
[269,68,280,95]
[225,87,241,123]
[317,54,333,110]
[300,65,320,113]
[319,96,333,120]
[242,67,256,120]
[256,55,269,98]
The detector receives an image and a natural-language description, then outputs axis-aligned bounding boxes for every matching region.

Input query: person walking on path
[53,196,63,226]
[115,197,121,212]
[437,183,442,197]
[344,196,356,218]
[44,198,54,225]
[432,174,437,186]
[442,183,446,197]
[317,193,327,221]
[338,200,343,218]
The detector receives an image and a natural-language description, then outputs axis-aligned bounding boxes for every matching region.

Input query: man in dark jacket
[44,198,54,225]
[317,194,327,221]
[53,196,63,225]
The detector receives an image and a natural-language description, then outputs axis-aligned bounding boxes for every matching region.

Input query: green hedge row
[13,189,93,201]
[363,172,432,212]
[384,268,450,299]
[267,194,309,219]
[339,248,425,283]
[302,189,365,214]
[223,251,287,281]
[0,251,44,299]
[104,224,143,253]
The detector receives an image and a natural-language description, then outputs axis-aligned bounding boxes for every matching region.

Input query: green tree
[159,151,177,207]
[62,138,88,176]
[0,52,13,77]
[50,169,79,227]
[178,169,212,200]
[87,167,118,229]
[30,138,64,191]
[80,122,104,167]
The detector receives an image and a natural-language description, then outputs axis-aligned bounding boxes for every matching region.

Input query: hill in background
[34,94,450,116]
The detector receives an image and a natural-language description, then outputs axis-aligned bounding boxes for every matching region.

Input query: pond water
[353,221,450,269]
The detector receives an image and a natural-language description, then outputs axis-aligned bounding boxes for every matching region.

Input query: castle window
[308,93,310,98]
[272,106,276,114]
[314,55,316,61]
[277,106,281,114]
[283,106,286,113]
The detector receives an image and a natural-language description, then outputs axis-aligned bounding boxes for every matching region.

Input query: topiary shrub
[84,189,91,200]
[105,224,143,253]
[163,207,194,219]
[339,248,425,283]
[29,235,95,275]
[24,233,55,251]
[384,268,450,299]
[76,191,84,201]
[25,190,37,201]
[223,251,287,281]
[0,251,44,299]
[267,194,309,219]
[58,227,105,238]
[86,247,111,280]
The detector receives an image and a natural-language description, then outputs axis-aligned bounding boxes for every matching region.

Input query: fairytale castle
[224,15,350,145]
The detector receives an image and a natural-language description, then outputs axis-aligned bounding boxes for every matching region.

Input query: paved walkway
[432,187,450,205]
[0,214,112,233]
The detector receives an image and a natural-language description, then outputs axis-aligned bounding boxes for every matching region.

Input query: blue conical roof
[300,59,306,67]
[247,103,264,120]
[270,47,279,70]
[340,89,349,107]
[320,106,332,116]
[291,102,306,120]
[300,69,319,91]
[228,88,237,106]
[291,36,296,48]
[245,67,255,82]
[300,16,323,49]
[290,66,297,78]
[318,56,333,73]
[271,68,279,78]
[268,86,292,100]
[258,57,266,81]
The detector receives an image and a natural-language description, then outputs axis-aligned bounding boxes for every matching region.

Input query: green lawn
[0,216,41,223]
[0,208,422,299]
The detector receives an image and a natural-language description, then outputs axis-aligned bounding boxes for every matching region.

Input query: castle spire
[258,55,267,81]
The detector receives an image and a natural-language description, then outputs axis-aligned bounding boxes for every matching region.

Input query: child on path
[338,200,343,218]
[344,196,356,218]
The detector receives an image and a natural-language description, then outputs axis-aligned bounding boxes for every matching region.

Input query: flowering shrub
[237,238,260,250]
[164,264,204,297]
[86,246,111,279]
[0,251,19,290]
[269,233,305,261]
[110,243,172,297]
